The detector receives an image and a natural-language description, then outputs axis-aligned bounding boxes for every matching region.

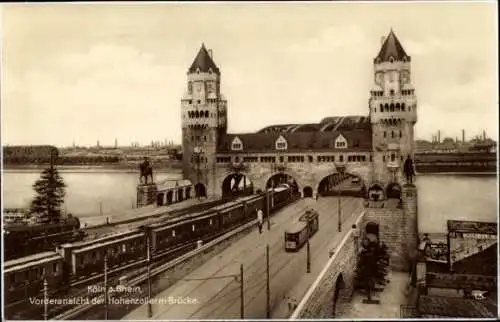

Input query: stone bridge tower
[369,29,418,188]
[366,30,419,272]
[181,44,228,198]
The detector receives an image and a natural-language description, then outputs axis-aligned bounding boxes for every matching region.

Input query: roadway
[123,196,365,320]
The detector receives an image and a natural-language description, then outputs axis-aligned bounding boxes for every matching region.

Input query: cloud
[2,43,186,146]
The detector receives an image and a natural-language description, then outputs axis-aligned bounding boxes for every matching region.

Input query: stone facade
[136,184,158,208]
[361,184,418,271]
[293,213,365,318]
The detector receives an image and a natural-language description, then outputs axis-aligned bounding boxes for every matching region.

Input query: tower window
[383,131,386,138]
[279,156,284,163]
[383,155,386,162]
[391,153,395,162]
[391,131,394,138]
[189,100,192,104]
[390,89,394,96]
[197,100,201,104]
[188,82,193,94]
[339,155,344,162]
[399,131,402,138]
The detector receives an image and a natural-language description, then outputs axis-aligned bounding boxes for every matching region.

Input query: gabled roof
[217,128,372,153]
[257,116,370,134]
[375,29,410,63]
[188,43,220,75]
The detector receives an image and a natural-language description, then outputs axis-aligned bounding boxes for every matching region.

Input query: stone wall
[291,212,365,319]
[362,184,418,271]
[136,184,158,208]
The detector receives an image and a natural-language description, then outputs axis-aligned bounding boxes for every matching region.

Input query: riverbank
[3,164,182,173]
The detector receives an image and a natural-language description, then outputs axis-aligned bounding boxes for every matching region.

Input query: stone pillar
[401,184,418,272]
[136,184,158,208]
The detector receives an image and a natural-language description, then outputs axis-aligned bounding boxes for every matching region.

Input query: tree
[355,239,390,304]
[30,163,66,223]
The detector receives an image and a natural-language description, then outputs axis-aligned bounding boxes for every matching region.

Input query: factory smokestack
[438,130,441,144]
[462,129,465,143]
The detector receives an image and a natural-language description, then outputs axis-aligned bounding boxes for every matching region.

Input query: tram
[284,208,319,252]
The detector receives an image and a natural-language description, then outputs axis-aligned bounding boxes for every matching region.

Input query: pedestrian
[257,209,264,234]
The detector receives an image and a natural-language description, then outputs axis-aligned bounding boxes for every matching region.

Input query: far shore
[3,164,182,174]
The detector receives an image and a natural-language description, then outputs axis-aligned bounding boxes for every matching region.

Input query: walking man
[257,209,264,234]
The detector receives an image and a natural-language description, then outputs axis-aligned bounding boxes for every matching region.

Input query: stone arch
[332,273,346,317]
[221,173,254,198]
[265,172,299,195]
[364,222,380,246]
[368,183,385,201]
[317,172,366,198]
[386,182,402,199]
[177,189,184,202]
[166,190,173,204]
[303,186,313,198]
[157,193,164,206]
[194,183,206,198]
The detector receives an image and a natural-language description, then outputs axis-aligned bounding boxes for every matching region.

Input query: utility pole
[43,278,48,320]
[266,244,271,318]
[240,264,244,319]
[100,202,103,216]
[306,239,311,273]
[104,255,108,320]
[146,227,152,318]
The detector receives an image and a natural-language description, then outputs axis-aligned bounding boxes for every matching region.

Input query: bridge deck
[123,196,364,320]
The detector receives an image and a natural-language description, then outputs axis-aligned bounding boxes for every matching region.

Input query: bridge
[123,184,417,319]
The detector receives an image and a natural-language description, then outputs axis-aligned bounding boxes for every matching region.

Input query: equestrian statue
[403,155,415,185]
[139,157,154,185]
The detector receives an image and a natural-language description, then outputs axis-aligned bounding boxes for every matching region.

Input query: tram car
[5,186,297,302]
[284,208,319,252]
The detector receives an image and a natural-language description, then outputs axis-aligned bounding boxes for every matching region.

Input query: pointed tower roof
[375,29,410,63]
[188,43,220,74]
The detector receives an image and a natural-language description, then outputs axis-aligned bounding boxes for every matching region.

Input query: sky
[1,1,498,147]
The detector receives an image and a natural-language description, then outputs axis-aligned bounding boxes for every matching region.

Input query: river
[2,170,497,233]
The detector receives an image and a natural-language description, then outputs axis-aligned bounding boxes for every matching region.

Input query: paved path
[122,196,365,320]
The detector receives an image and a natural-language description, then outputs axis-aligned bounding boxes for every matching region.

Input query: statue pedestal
[137,184,158,208]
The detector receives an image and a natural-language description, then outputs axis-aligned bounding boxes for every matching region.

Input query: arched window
[380,104,383,112]
[401,103,405,111]
[396,103,400,111]
[390,103,394,112]
[205,110,209,118]
[385,103,389,111]
[399,131,402,138]
[391,153,395,162]
[383,131,387,138]
[195,111,199,118]
[391,131,394,138]
[390,89,395,96]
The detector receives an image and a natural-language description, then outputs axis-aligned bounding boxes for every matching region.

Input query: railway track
[4,219,254,320]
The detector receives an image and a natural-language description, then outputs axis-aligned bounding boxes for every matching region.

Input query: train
[284,208,319,252]
[4,186,298,306]
[4,216,86,261]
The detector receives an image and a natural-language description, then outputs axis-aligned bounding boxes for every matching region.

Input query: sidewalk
[337,270,409,319]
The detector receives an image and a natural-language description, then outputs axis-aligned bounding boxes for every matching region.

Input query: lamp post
[336,164,346,232]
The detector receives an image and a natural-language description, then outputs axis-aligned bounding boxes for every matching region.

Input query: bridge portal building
[181,30,418,202]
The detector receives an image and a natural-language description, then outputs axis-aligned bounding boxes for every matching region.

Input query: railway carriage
[71,233,146,277]
[7,185,298,306]
[4,251,64,304]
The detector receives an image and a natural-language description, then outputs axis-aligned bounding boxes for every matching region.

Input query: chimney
[438,130,441,144]
[208,49,213,59]
[462,129,465,143]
